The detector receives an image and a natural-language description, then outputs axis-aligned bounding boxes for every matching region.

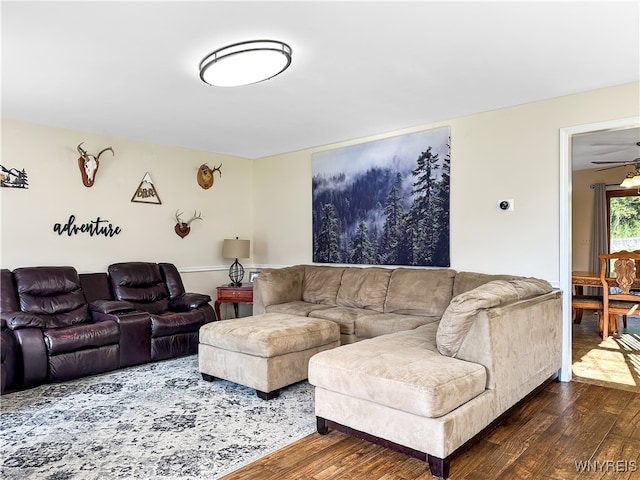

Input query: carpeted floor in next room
[0,355,316,480]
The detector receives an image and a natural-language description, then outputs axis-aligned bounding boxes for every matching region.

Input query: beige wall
[0,120,253,301]
[571,165,637,271]
[253,82,640,284]
[2,82,638,293]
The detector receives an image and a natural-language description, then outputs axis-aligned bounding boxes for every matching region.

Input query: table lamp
[223,237,250,286]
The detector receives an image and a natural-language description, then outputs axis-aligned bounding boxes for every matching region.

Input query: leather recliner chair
[3,266,120,386]
[107,262,215,361]
[1,269,20,394]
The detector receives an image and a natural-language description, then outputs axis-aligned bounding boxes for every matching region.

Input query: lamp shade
[620,168,640,188]
[223,238,250,259]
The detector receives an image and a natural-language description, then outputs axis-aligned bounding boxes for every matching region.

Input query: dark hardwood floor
[221,381,640,480]
[221,314,640,479]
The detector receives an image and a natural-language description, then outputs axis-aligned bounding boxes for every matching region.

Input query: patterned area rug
[0,355,315,479]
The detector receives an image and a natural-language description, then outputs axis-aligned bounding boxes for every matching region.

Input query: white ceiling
[572,127,640,171]
[2,1,639,162]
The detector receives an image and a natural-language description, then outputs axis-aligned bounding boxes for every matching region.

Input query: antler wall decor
[197,163,222,189]
[77,142,114,187]
[174,210,203,238]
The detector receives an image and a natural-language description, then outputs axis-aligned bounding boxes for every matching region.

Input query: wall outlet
[498,199,515,211]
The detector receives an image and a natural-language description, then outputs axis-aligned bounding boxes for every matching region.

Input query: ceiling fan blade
[591,157,640,165]
[594,164,633,172]
[594,160,640,172]
[591,161,631,164]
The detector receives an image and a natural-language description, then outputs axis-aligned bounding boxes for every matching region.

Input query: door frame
[559,116,639,381]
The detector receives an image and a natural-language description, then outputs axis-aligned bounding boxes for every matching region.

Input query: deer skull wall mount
[77,143,114,187]
[197,163,222,189]
[174,210,202,238]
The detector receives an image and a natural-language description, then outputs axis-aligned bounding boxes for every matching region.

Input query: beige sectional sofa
[253,264,562,479]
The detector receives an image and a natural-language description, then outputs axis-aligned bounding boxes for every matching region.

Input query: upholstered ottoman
[198,313,340,400]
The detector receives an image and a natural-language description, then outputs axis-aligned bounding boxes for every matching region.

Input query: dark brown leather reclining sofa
[1,262,215,393]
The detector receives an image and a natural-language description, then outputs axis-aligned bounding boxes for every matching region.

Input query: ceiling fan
[591,142,640,189]
[591,141,640,171]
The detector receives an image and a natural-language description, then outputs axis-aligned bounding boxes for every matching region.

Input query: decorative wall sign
[53,215,122,237]
[312,126,451,267]
[0,164,29,188]
[131,172,161,204]
[197,163,222,189]
[76,142,114,188]
[174,210,202,238]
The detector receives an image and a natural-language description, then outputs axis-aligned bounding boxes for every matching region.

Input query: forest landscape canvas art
[312,126,450,267]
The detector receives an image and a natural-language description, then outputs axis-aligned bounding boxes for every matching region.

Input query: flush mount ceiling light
[199,40,292,87]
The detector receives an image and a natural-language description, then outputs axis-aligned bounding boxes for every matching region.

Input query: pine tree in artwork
[379,172,406,264]
[315,203,341,263]
[15,169,29,188]
[431,141,451,266]
[407,147,439,264]
[351,219,376,264]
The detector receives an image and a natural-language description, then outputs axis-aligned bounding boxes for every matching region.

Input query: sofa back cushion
[336,267,391,312]
[255,265,304,307]
[79,272,113,303]
[302,266,345,305]
[1,269,19,313]
[108,262,170,314]
[159,263,186,297]
[437,278,553,357]
[384,268,455,317]
[453,271,520,297]
[12,266,90,327]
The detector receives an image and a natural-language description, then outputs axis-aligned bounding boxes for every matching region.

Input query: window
[607,189,640,253]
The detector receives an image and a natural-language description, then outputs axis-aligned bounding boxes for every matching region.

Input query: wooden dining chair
[599,250,640,340]
[571,293,603,325]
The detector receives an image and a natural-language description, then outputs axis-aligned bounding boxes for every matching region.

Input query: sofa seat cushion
[309,307,380,336]
[150,310,205,337]
[355,313,439,339]
[265,301,333,317]
[308,325,486,418]
[44,321,120,355]
[199,313,339,358]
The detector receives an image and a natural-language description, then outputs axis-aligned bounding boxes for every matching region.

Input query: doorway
[559,117,640,384]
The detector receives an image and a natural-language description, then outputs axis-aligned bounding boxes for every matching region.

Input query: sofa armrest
[436,278,552,357]
[170,293,211,311]
[456,290,562,412]
[1,311,48,330]
[90,299,135,315]
[253,265,304,314]
[12,327,48,386]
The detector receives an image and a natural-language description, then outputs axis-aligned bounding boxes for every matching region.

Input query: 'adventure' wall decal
[53,215,122,237]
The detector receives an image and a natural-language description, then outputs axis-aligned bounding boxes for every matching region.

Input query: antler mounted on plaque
[77,143,114,187]
[174,210,203,238]
[197,163,222,189]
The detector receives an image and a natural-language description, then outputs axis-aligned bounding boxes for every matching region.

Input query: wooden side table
[215,285,253,320]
